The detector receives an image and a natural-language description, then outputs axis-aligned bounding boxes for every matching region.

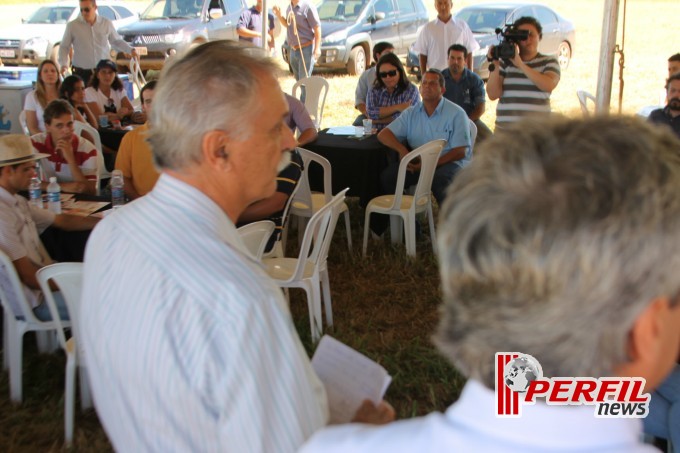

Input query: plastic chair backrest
[577,90,596,117]
[292,76,329,129]
[19,111,29,135]
[0,249,41,322]
[288,188,348,283]
[36,263,84,353]
[469,120,478,151]
[73,120,109,192]
[292,147,332,215]
[237,220,276,261]
[129,57,147,94]
[389,139,445,212]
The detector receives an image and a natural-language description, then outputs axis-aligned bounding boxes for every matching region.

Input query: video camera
[489,24,530,61]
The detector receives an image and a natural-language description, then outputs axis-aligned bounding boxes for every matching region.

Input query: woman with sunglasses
[24,59,62,135]
[366,53,420,130]
[60,74,99,130]
[85,59,134,126]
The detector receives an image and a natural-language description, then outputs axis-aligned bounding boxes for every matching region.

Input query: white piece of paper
[326,126,358,135]
[311,335,392,424]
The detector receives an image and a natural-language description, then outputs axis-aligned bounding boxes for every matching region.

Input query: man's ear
[617,296,671,389]
[201,130,232,171]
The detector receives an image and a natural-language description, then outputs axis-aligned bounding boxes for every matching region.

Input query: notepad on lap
[311,335,392,424]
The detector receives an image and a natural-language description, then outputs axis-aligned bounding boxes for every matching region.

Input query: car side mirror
[209,8,223,20]
[369,11,385,23]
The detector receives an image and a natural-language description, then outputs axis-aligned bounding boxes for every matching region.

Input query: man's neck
[290,0,299,6]
[448,68,463,81]
[520,51,538,62]
[438,14,452,23]
[423,98,441,116]
[85,15,96,26]
[0,180,16,196]
[668,107,680,118]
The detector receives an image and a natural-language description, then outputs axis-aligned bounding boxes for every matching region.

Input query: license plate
[133,46,147,56]
[0,49,15,58]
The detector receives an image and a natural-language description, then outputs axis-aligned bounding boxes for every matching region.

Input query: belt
[291,41,313,51]
[72,66,94,72]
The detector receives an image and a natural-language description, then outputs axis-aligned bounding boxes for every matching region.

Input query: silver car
[0,1,138,66]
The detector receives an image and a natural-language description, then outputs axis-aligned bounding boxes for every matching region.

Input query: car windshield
[141,0,203,20]
[318,0,365,22]
[455,8,511,34]
[27,6,75,24]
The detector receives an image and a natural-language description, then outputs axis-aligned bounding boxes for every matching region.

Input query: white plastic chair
[129,58,147,109]
[19,110,29,135]
[237,220,276,261]
[292,76,329,129]
[577,90,596,117]
[72,120,109,193]
[469,120,478,152]
[264,189,348,342]
[0,250,69,403]
[362,139,446,257]
[290,148,352,252]
[36,263,90,446]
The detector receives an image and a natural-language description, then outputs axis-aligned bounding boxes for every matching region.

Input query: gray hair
[435,116,680,388]
[147,41,279,170]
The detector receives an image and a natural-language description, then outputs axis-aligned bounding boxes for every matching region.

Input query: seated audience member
[371,69,469,235]
[24,60,61,135]
[354,42,395,126]
[84,59,134,125]
[80,41,390,452]
[645,365,680,448]
[649,73,680,139]
[31,100,97,194]
[285,93,318,146]
[443,44,492,142]
[302,116,680,452]
[0,135,98,321]
[366,53,420,130]
[114,81,160,200]
[60,74,98,130]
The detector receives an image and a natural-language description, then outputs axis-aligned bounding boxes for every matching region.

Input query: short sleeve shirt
[237,6,275,47]
[285,1,320,45]
[85,87,129,114]
[442,68,486,116]
[23,91,46,132]
[31,132,97,182]
[414,17,479,71]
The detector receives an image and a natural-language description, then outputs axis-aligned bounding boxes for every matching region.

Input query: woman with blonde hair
[24,59,62,135]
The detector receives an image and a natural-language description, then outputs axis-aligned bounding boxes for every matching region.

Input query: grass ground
[0,0,678,450]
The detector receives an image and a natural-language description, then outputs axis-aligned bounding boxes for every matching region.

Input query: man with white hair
[80,42,327,451]
[302,116,680,451]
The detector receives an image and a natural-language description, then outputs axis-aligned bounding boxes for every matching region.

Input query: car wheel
[557,41,571,71]
[347,46,366,76]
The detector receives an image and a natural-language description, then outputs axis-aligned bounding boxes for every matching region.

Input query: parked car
[0,1,138,67]
[282,0,428,76]
[115,0,247,71]
[407,2,575,80]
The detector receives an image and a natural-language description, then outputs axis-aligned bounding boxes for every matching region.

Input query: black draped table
[303,130,393,207]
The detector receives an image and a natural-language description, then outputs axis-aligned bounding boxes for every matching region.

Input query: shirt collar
[0,185,18,207]
[447,380,646,449]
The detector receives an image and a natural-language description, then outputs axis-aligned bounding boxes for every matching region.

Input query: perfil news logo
[495,353,650,418]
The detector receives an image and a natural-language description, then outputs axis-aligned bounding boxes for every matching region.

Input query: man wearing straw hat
[0,134,98,321]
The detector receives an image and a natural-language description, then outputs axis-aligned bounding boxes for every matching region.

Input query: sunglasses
[379,70,398,79]
[80,7,92,13]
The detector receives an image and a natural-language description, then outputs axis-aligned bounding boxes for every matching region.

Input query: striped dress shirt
[495,53,561,128]
[81,173,328,452]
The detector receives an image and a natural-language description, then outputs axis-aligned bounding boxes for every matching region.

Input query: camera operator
[486,17,561,130]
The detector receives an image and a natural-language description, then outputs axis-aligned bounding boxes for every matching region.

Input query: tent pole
[595,0,621,114]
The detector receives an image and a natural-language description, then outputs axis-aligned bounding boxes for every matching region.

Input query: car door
[205,0,238,41]
[533,6,560,55]
[366,0,400,51]
[395,0,419,55]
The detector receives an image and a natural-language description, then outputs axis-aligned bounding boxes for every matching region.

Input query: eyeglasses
[379,70,398,79]
[80,7,91,13]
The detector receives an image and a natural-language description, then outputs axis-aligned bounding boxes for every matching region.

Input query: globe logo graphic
[504,355,543,393]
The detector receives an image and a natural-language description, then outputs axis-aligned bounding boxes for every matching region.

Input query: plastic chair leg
[79,367,92,410]
[427,203,436,253]
[362,209,372,256]
[9,324,24,403]
[321,269,333,327]
[343,210,352,252]
[65,355,76,444]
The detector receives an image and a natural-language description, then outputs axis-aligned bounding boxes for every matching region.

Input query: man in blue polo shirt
[274,0,321,81]
[443,44,492,142]
[237,0,275,50]
[371,69,470,235]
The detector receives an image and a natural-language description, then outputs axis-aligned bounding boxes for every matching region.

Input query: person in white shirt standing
[415,0,478,73]
[301,116,680,452]
[58,0,137,83]
[80,41,392,452]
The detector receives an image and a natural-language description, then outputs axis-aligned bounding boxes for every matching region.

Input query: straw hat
[0,134,48,168]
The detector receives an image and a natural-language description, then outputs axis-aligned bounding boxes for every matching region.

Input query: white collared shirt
[301,379,656,452]
[59,14,132,70]
[81,173,329,452]
[0,186,54,312]
[414,16,480,71]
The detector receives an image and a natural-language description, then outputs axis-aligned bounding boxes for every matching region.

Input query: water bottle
[28,176,43,209]
[111,169,125,209]
[46,177,61,214]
